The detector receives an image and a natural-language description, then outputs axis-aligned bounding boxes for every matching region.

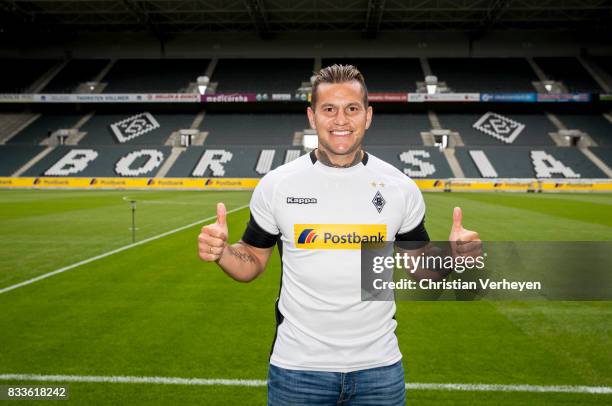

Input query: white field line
[404,382,612,394]
[0,374,610,395]
[0,204,249,296]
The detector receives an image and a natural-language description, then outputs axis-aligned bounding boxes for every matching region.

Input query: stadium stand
[21,145,172,177]
[321,58,423,92]
[101,59,210,93]
[0,58,58,93]
[591,147,612,170]
[556,114,612,146]
[367,146,454,178]
[164,146,453,178]
[0,53,610,181]
[203,113,308,146]
[428,58,538,92]
[166,147,304,177]
[437,112,557,146]
[42,59,110,93]
[0,113,39,144]
[0,145,46,176]
[592,56,612,77]
[454,146,607,178]
[364,113,430,145]
[534,57,603,93]
[211,58,313,94]
[78,113,196,145]
[7,114,83,145]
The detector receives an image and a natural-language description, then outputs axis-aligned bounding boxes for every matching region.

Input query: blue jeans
[267,360,406,406]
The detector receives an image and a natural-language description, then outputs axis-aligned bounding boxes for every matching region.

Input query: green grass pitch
[0,189,610,405]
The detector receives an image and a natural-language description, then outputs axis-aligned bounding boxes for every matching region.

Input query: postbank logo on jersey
[294,224,387,249]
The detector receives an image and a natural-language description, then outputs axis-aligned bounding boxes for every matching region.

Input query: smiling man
[198,64,481,405]
[306,66,372,167]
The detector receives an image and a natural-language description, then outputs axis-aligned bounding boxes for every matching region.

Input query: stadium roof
[1,0,611,41]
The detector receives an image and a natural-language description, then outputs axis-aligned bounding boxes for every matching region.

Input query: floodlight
[425,75,438,95]
[197,75,210,95]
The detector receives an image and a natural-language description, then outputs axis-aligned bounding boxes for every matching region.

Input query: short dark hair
[311,64,368,109]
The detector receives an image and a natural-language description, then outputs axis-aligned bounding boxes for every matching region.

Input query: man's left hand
[449,207,482,258]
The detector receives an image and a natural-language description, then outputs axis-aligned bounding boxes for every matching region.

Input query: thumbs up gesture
[198,202,228,262]
[449,207,482,258]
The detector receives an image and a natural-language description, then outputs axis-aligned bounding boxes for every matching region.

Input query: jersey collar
[309,150,369,166]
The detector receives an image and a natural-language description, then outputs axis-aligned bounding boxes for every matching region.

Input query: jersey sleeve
[397,178,427,235]
[242,174,280,248]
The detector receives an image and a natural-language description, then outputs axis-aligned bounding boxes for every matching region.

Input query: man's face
[307,80,373,157]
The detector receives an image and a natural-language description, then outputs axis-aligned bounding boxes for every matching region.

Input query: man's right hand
[198,202,228,262]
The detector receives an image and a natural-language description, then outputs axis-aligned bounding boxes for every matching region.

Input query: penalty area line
[0,204,249,296]
[0,374,610,395]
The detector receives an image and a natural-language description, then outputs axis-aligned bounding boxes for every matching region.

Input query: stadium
[0,0,611,404]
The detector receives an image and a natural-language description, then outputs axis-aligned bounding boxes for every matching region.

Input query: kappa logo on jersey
[294,224,387,250]
[287,197,318,204]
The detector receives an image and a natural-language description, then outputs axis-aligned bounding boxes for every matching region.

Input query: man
[198,64,481,405]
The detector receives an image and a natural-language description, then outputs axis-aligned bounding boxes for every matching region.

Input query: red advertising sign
[368,93,409,102]
[201,93,257,103]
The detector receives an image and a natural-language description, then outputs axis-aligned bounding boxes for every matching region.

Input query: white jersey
[247,151,426,372]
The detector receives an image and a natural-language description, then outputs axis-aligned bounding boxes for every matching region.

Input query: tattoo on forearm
[227,246,255,264]
[317,149,363,168]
